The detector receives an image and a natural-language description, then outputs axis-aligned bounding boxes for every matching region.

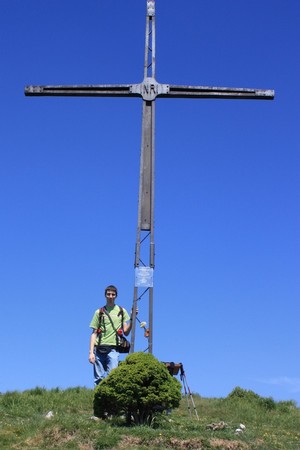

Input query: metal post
[130,0,156,353]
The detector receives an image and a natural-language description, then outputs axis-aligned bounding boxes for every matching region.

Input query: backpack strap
[97,307,106,336]
[117,306,124,329]
[102,306,123,347]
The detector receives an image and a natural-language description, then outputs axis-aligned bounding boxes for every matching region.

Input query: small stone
[90,416,101,421]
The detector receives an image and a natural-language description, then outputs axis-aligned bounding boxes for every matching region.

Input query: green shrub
[277,399,297,413]
[26,386,47,396]
[227,386,260,402]
[93,352,182,425]
[226,387,278,411]
[258,396,276,411]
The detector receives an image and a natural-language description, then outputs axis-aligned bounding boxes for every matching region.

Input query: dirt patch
[168,437,204,448]
[120,436,144,447]
[120,435,205,449]
[210,438,249,449]
[119,435,250,450]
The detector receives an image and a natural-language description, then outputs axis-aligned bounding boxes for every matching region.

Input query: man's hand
[131,306,139,319]
[89,352,95,364]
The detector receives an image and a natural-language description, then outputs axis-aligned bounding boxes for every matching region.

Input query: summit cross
[25,0,274,354]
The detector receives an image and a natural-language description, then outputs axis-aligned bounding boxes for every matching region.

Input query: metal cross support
[25,0,274,354]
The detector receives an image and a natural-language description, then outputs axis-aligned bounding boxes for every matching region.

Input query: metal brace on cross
[25,0,274,354]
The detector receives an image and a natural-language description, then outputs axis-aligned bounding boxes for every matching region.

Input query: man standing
[89,285,132,386]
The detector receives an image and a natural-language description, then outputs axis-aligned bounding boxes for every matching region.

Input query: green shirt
[89,304,130,346]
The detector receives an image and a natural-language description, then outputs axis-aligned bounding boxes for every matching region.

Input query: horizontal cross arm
[25,83,275,101]
[25,84,140,97]
[161,85,274,100]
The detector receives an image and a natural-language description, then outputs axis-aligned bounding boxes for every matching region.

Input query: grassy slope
[0,387,300,449]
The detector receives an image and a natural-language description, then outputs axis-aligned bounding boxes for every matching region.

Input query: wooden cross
[25,0,274,354]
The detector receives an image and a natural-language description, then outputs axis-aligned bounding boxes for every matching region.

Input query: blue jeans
[93,347,119,386]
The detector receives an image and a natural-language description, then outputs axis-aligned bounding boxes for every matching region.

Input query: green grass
[0,386,299,449]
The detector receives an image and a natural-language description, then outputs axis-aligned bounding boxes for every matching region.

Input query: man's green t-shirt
[89,305,130,346]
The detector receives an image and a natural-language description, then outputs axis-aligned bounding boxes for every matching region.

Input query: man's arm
[123,320,132,336]
[88,330,97,364]
[123,306,138,336]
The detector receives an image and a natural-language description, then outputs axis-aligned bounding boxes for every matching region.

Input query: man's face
[106,290,117,300]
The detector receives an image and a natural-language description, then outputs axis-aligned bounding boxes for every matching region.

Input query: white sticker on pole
[135,267,154,287]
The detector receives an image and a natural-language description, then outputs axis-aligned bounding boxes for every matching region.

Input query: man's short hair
[105,285,118,297]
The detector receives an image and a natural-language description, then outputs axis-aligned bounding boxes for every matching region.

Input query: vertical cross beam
[130,1,156,353]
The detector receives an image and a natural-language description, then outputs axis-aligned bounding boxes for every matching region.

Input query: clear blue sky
[1,0,299,405]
